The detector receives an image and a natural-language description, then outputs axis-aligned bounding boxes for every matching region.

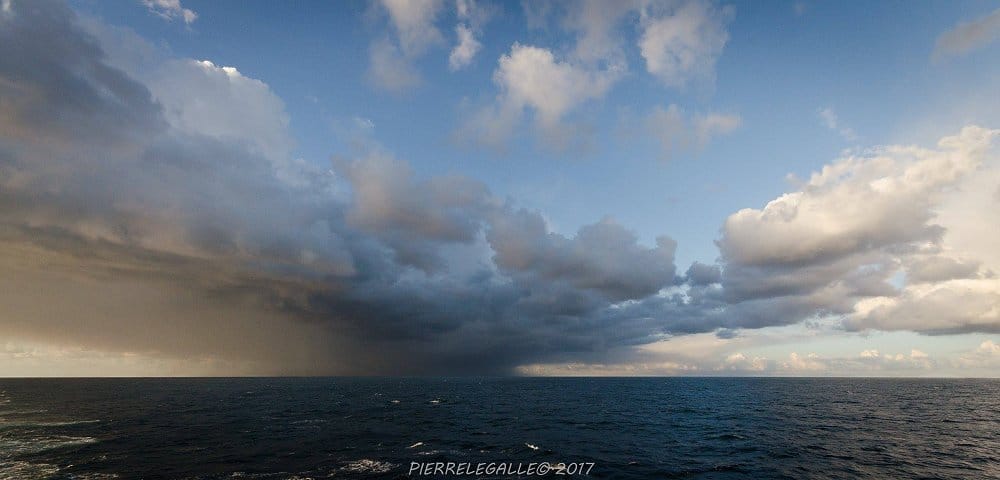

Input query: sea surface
[0,378,997,479]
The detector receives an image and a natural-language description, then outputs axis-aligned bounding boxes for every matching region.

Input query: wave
[0,461,61,480]
[66,474,120,480]
[0,410,48,416]
[0,419,100,429]
[0,435,97,456]
[340,459,396,474]
[228,472,315,480]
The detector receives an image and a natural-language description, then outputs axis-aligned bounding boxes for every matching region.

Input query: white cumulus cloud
[448,24,481,70]
[463,43,622,148]
[142,0,196,25]
[638,0,733,88]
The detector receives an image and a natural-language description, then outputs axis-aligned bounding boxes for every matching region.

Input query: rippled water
[0,378,997,479]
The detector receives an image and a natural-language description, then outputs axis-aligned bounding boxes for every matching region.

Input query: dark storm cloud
[684,261,721,286]
[0,0,164,145]
[0,0,698,374]
[487,210,678,301]
[335,153,494,273]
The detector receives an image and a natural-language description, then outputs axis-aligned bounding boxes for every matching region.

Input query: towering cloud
[718,126,999,333]
[0,0,686,374]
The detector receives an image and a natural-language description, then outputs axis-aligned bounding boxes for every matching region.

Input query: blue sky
[69,0,999,268]
[1,0,999,375]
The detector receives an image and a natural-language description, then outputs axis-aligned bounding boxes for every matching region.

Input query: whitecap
[69,473,120,479]
[341,459,396,474]
[228,473,313,480]
[407,441,424,448]
[525,443,539,450]
[290,419,326,425]
[0,419,100,429]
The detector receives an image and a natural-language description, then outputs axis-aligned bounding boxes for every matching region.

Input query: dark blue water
[0,378,997,479]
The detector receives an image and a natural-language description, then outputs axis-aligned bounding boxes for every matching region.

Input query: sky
[0,0,999,376]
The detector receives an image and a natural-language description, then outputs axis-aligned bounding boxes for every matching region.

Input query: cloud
[776,349,935,374]
[956,339,1000,369]
[488,213,678,301]
[646,104,740,158]
[0,0,164,146]
[560,0,638,66]
[463,43,622,148]
[638,0,733,88]
[462,1,735,149]
[448,0,493,71]
[1,0,695,374]
[367,0,445,92]
[685,261,721,285]
[720,352,768,372]
[849,279,1000,334]
[370,0,494,88]
[142,0,197,25]
[521,0,733,87]
[379,0,445,56]
[717,125,999,334]
[335,151,495,272]
[905,255,982,283]
[148,59,295,160]
[516,335,941,377]
[720,127,995,268]
[368,38,423,93]
[496,43,619,126]
[817,107,858,142]
[448,24,481,70]
[4,0,999,376]
[932,7,1000,61]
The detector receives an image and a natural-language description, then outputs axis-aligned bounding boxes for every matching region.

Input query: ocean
[0,378,997,479]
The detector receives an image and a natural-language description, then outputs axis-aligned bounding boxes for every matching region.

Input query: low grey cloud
[0,1,163,146]
[685,261,721,286]
[488,212,678,301]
